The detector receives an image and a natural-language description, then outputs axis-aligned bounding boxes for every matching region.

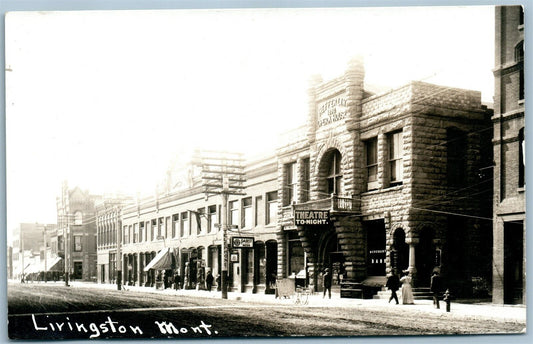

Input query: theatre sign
[294,210,330,226]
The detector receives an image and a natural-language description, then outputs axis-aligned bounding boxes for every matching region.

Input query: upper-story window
[172,214,179,238]
[446,127,467,187]
[123,225,129,244]
[366,137,378,189]
[139,222,144,242]
[515,41,524,101]
[196,208,205,235]
[284,163,297,206]
[519,127,525,188]
[133,223,138,243]
[302,158,310,202]
[326,150,343,195]
[180,212,189,237]
[74,211,83,225]
[229,200,239,226]
[388,131,403,186]
[151,219,157,241]
[74,235,82,252]
[208,205,217,233]
[242,197,252,229]
[266,191,278,225]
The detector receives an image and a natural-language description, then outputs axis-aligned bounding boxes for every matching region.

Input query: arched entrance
[317,230,344,292]
[392,228,409,275]
[415,227,436,287]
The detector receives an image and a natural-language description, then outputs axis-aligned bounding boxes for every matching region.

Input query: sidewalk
[68,281,526,324]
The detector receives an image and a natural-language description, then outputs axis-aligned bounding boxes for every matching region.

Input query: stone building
[56,182,100,281]
[119,156,279,293]
[276,57,493,298]
[492,5,525,305]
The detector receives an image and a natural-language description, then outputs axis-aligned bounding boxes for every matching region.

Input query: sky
[5,6,495,236]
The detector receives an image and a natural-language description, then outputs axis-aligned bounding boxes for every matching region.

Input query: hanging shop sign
[231,236,254,248]
[294,210,330,226]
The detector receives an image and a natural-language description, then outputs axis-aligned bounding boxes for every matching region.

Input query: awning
[45,257,63,272]
[144,247,173,271]
[25,262,41,274]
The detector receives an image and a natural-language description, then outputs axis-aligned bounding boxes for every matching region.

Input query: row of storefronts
[93,57,496,300]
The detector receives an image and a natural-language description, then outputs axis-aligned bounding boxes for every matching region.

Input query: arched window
[326,150,343,195]
[74,211,83,225]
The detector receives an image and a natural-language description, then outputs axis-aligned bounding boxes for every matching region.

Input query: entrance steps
[373,287,433,300]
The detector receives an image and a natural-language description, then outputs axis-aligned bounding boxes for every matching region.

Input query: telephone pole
[195,150,246,299]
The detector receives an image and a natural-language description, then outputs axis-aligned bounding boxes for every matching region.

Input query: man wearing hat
[385,270,400,304]
[323,268,332,299]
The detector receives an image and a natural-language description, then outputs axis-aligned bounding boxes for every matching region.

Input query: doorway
[504,221,524,304]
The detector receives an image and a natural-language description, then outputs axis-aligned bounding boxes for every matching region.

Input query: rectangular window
[139,222,144,242]
[302,158,310,202]
[266,191,278,225]
[242,197,252,229]
[74,235,82,252]
[366,137,378,186]
[150,220,155,241]
[229,200,239,226]
[255,196,263,227]
[181,212,189,237]
[389,131,403,185]
[123,225,129,244]
[208,205,217,233]
[158,217,164,238]
[284,163,297,206]
[172,214,179,238]
[196,208,205,235]
[165,217,171,238]
[133,223,138,243]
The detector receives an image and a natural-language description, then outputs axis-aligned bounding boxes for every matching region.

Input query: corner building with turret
[276,58,493,298]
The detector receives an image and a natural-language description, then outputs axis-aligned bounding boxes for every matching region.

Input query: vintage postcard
[5,4,526,341]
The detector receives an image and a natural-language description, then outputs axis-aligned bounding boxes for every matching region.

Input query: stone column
[276,229,286,279]
[406,237,418,277]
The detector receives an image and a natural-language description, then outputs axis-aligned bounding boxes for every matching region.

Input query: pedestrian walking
[206,270,214,291]
[323,268,332,299]
[216,274,221,291]
[430,270,442,309]
[400,270,414,304]
[385,271,400,304]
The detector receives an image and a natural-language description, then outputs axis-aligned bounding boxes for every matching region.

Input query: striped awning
[143,247,173,271]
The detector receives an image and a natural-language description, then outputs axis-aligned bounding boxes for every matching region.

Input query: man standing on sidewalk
[386,271,400,304]
[430,270,443,309]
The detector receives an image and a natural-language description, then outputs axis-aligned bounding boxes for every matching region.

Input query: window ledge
[518,186,525,193]
[518,24,524,31]
[518,99,525,106]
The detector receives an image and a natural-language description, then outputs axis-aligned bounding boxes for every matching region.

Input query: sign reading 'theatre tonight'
[294,210,330,226]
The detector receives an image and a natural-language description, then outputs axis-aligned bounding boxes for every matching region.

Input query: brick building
[119,156,279,293]
[56,182,100,281]
[95,195,134,284]
[492,5,525,305]
[276,57,493,298]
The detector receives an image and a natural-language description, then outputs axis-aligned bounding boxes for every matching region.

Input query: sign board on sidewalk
[231,236,254,248]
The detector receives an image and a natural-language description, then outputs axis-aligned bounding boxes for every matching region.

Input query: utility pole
[43,225,47,283]
[195,150,246,299]
[116,206,122,290]
[65,219,70,287]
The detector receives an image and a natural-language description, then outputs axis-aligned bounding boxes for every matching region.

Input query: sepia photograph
[3,2,528,342]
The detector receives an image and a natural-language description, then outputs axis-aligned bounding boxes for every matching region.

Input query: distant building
[55,182,100,281]
[95,195,134,284]
[276,58,493,298]
[11,222,57,280]
[492,5,525,305]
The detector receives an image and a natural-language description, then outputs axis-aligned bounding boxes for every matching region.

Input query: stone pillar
[276,228,286,279]
[406,237,418,278]
[137,252,142,286]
